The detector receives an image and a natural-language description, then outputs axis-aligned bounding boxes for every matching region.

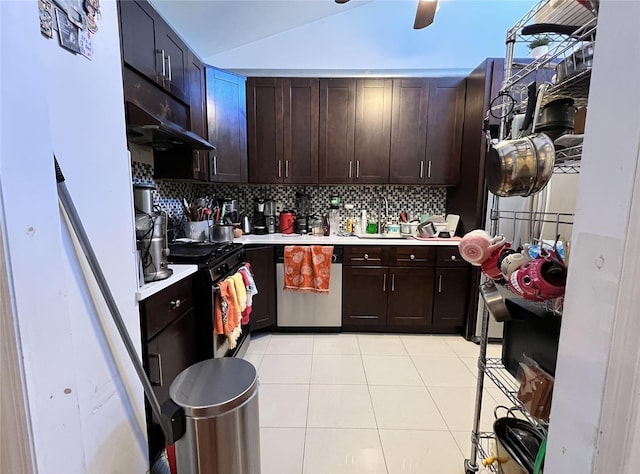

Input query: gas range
[167,241,244,268]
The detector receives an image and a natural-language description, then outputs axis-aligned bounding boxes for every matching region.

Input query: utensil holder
[186,221,209,241]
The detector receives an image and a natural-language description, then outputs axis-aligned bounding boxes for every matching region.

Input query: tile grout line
[358,335,391,474]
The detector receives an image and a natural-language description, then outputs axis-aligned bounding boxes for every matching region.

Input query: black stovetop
[167,242,244,265]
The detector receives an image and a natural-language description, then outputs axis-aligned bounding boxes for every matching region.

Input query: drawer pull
[451,255,457,261]
[170,299,185,310]
[410,254,415,260]
[364,254,369,260]
[438,275,443,293]
[383,273,386,292]
[391,274,395,292]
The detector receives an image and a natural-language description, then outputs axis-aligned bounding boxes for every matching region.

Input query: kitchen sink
[355,233,408,239]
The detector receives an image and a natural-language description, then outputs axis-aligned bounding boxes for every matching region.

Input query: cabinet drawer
[345,246,387,266]
[392,246,435,267]
[144,276,194,340]
[436,246,468,267]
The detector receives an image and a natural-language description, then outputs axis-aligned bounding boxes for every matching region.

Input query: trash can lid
[169,358,258,417]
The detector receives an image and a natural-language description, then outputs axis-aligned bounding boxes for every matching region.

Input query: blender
[294,192,311,234]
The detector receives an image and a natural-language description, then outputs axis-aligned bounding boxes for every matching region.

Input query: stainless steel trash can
[169,358,260,474]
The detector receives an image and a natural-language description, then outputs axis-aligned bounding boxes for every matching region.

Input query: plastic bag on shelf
[517,355,555,422]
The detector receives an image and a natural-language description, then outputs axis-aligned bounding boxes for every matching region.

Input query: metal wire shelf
[466,432,499,473]
[483,358,550,431]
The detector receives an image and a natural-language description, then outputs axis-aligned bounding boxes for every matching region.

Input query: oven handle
[211,260,248,290]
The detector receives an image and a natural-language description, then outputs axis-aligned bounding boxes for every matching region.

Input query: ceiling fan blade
[414,0,438,29]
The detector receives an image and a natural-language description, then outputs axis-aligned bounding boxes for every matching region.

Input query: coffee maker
[133,184,172,283]
[264,199,277,233]
[253,198,268,235]
[295,192,311,234]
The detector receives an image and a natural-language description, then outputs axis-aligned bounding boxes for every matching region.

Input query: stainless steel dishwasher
[275,246,343,328]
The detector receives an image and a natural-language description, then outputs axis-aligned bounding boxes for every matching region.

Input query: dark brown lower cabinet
[141,276,197,465]
[433,267,470,330]
[343,245,467,333]
[246,245,277,331]
[342,267,388,328]
[342,266,434,331]
[387,268,434,329]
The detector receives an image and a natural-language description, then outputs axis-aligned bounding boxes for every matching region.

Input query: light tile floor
[242,333,504,474]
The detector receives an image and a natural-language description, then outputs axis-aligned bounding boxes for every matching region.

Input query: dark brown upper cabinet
[319,78,356,184]
[354,78,393,184]
[389,77,465,185]
[247,78,318,184]
[319,78,392,184]
[189,53,209,181]
[207,67,248,183]
[118,0,188,104]
[389,78,430,184]
[424,77,466,185]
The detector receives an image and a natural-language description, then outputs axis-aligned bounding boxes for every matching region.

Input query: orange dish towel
[283,245,333,293]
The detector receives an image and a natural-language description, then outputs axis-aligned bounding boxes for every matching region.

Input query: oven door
[211,260,251,358]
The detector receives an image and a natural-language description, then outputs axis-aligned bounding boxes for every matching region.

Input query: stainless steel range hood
[125,102,215,151]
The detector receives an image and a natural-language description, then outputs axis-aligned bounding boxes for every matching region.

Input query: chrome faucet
[378,195,389,234]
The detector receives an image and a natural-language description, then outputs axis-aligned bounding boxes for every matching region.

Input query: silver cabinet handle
[149,353,163,386]
[419,161,424,179]
[410,254,415,260]
[167,55,172,81]
[383,273,386,292]
[285,160,289,178]
[348,161,352,179]
[451,255,457,261]
[278,160,282,178]
[356,160,360,178]
[438,275,443,293]
[363,253,369,260]
[391,274,395,292]
[213,155,218,176]
[170,299,184,309]
[427,160,432,179]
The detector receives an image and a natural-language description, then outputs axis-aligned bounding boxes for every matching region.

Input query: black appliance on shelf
[167,242,250,360]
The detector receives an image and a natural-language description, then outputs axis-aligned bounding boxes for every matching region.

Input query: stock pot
[486,133,555,197]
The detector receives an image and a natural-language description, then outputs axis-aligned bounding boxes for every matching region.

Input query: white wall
[0,1,147,472]
[205,0,534,75]
[545,1,640,472]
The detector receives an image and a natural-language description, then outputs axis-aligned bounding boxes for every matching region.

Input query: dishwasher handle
[275,246,343,263]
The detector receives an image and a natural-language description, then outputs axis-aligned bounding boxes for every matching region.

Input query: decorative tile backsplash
[131,153,447,237]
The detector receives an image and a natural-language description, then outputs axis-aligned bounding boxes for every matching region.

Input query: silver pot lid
[170,358,258,417]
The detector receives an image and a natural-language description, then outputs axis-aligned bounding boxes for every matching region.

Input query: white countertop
[235,233,460,246]
[136,264,198,301]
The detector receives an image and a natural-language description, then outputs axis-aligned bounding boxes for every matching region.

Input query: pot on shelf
[209,224,234,243]
[486,133,555,197]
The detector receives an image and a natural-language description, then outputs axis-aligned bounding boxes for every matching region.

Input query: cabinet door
[319,79,356,184]
[342,267,388,328]
[389,79,430,184]
[207,67,248,183]
[188,56,209,181]
[156,24,188,103]
[425,77,466,185]
[247,78,284,183]
[246,246,276,331]
[189,54,206,139]
[387,268,434,328]
[146,307,197,404]
[433,267,470,329]
[354,79,392,184]
[283,78,319,184]
[118,0,159,84]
